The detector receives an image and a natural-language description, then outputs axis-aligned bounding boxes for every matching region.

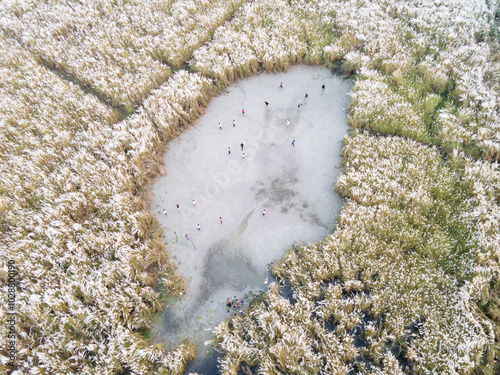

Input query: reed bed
[0,0,243,110]
[0,38,214,372]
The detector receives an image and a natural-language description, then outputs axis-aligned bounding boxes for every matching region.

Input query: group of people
[226,296,244,315]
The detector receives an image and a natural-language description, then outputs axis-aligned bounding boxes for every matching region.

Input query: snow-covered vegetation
[0,0,242,110]
[1,0,500,373]
[0,34,213,373]
[192,0,331,81]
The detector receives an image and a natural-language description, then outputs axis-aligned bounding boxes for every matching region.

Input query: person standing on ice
[279,82,283,88]
[163,209,167,216]
[262,209,267,216]
[322,84,325,91]
[176,203,180,212]
[220,217,223,224]
[291,139,295,146]
[232,120,235,127]
[240,143,244,150]
[192,199,196,207]
[185,234,190,240]
[305,93,309,99]
[228,146,231,155]
[265,101,269,107]
[242,109,245,116]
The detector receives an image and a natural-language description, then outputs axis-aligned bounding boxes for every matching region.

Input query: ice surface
[149,65,352,372]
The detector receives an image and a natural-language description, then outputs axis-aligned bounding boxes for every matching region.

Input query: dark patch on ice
[254,175,298,204]
[200,242,259,296]
[159,309,182,336]
[304,212,329,230]
[184,349,220,375]
[234,209,255,238]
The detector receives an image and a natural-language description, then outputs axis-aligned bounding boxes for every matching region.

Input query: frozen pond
[149,65,352,372]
